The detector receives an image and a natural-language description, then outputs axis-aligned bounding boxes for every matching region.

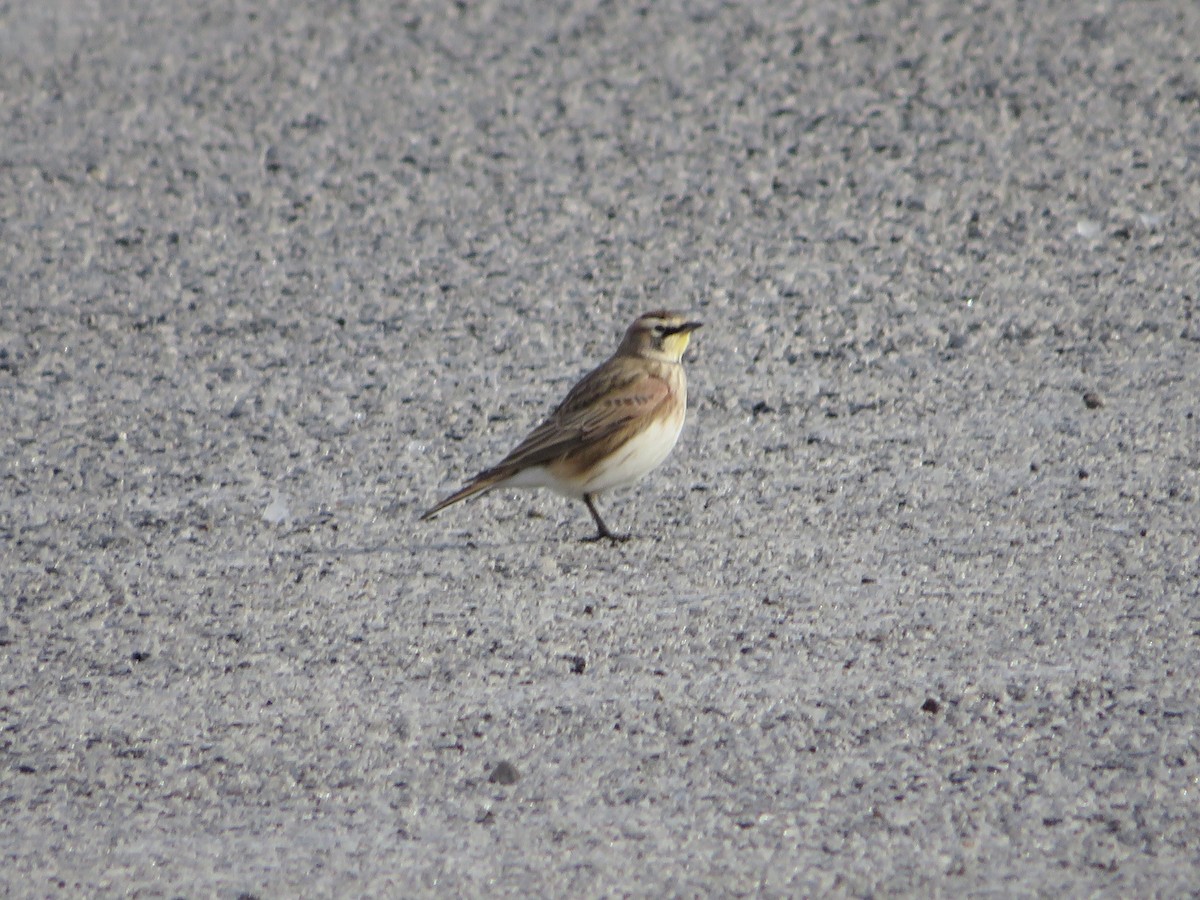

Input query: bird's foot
[581,530,631,544]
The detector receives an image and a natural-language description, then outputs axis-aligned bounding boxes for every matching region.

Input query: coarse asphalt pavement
[2,0,1198,895]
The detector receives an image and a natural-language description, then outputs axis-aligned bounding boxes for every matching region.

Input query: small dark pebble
[488,761,520,785]
[921,697,941,714]
[564,654,586,674]
[1083,391,1104,409]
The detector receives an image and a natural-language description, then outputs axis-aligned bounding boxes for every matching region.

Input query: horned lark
[421,310,702,541]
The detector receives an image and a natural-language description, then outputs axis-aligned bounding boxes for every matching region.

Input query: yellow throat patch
[662,329,692,360]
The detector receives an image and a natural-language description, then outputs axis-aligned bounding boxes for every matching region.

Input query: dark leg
[581,494,630,543]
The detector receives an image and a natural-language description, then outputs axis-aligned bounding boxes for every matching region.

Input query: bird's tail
[420,470,509,520]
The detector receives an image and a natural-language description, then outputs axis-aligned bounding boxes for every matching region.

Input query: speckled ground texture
[3,0,1199,895]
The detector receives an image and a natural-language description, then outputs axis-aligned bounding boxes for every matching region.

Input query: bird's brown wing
[420,361,672,520]
[485,362,671,476]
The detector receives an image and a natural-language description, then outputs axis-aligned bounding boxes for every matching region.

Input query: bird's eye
[652,325,665,335]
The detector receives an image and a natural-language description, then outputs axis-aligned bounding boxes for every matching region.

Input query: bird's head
[618,310,703,362]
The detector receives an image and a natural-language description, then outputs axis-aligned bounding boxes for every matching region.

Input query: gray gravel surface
[3,0,1199,895]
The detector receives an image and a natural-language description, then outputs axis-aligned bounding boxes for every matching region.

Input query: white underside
[500,412,685,499]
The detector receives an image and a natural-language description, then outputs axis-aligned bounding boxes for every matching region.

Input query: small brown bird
[421,310,702,541]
